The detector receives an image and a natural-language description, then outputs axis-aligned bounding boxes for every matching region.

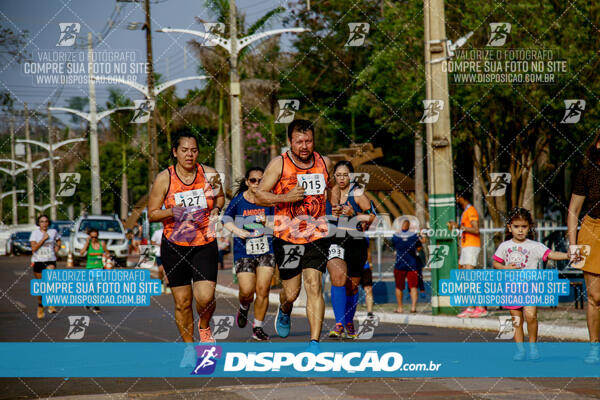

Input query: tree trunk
[472,142,484,219]
[414,127,426,229]
[120,141,128,220]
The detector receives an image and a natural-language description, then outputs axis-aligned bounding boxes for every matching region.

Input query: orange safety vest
[162,164,216,246]
[272,151,329,244]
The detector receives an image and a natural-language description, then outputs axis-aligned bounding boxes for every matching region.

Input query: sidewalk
[215,254,590,341]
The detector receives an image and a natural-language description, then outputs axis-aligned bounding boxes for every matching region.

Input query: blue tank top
[327,191,374,232]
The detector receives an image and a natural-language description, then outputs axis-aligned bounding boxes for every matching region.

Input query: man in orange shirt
[449,193,486,318]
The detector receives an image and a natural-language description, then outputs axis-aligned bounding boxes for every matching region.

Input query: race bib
[328,244,345,260]
[37,246,52,259]
[174,189,207,209]
[297,173,326,196]
[246,236,269,255]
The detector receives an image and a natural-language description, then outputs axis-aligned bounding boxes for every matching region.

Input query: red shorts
[394,269,419,290]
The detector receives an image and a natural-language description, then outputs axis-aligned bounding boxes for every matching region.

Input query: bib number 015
[297,173,326,196]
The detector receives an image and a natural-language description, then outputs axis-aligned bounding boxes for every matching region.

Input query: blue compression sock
[331,285,347,325]
[345,292,359,325]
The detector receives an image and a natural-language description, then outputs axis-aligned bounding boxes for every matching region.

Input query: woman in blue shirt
[392,219,423,313]
[223,167,274,341]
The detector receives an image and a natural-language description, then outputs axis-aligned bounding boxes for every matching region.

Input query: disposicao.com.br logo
[195,349,442,375]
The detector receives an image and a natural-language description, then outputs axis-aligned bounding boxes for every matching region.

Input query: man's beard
[293,150,313,162]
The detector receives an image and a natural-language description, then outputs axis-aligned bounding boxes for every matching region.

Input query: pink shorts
[504,306,523,310]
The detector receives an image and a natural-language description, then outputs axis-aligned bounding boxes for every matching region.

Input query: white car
[70,215,128,267]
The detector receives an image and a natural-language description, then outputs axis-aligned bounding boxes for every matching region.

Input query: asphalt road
[1,256,599,399]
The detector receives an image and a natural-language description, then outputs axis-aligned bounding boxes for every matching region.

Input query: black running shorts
[161,237,218,286]
[273,237,329,281]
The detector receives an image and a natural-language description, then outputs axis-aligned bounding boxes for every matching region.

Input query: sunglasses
[248,178,262,184]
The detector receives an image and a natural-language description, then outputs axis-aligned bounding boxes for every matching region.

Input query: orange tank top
[162,164,216,246]
[272,151,329,244]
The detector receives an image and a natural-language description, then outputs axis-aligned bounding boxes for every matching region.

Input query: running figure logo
[130,100,155,124]
[486,23,511,47]
[488,172,511,197]
[569,245,590,269]
[561,99,586,124]
[211,316,233,340]
[65,315,90,340]
[356,315,379,339]
[427,245,449,269]
[56,23,80,47]
[202,22,225,46]
[57,173,81,197]
[191,345,222,375]
[275,100,300,124]
[345,23,370,47]
[349,173,370,196]
[280,245,305,269]
[205,172,226,199]
[496,315,520,340]
[420,100,444,124]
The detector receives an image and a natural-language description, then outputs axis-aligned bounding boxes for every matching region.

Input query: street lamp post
[157,22,309,182]
[49,106,135,215]
[17,104,86,220]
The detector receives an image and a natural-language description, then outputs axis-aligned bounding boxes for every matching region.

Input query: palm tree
[185,1,290,176]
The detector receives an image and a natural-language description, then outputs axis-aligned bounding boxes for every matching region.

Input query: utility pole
[24,103,35,224]
[10,118,18,225]
[424,0,458,315]
[47,103,57,220]
[229,0,244,180]
[88,32,101,215]
[145,0,158,186]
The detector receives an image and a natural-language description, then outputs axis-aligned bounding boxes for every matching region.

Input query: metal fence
[365,221,575,282]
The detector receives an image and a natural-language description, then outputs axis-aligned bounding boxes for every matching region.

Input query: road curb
[215,284,589,341]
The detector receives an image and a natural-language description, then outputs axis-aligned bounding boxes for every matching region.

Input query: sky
[1,0,296,123]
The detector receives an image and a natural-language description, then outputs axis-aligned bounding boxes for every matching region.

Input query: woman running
[148,132,224,346]
[327,161,376,339]
[30,214,61,319]
[223,167,275,341]
[80,227,107,314]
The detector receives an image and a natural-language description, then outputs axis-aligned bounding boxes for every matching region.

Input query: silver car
[70,215,128,267]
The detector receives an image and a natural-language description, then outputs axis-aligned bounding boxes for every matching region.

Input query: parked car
[70,215,128,267]
[50,220,73,259]
[10,231,32,255]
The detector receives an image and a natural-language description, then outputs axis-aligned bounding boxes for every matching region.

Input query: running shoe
[306,340,321,355]
[274,306,291,338]
[457,308,474,318]
[512,349,526,361]
[527,344,540,360]
[470,308,488,318]
[367,312,375,319]
[584,344,600,364]
[37,306,44,319]
[92,306,101,314]
[48,306,57,314]
[252,327,269,341]
[236,306,249,328]
[328,323,344,338]
[179,345,196,368]
[199,325,216,343]
[345,322,358,339]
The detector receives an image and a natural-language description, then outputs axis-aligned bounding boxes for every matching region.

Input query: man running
[256,119,338,349]
[148,132,224,353]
